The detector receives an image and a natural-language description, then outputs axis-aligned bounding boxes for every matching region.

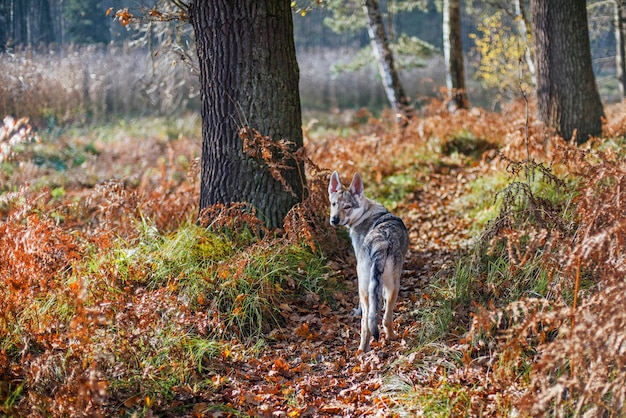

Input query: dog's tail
[368,255,384,341]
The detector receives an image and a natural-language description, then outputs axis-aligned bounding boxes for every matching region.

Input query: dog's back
[349,206,408,264]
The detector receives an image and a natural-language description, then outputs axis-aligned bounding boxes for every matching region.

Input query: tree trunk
[615,0,626,100]
[514,0,536,85]
[2,0,55,46]
[443,0,468,110]
[0,1,7,48]
[189,0,305,229]
[532,0,604,144]
[362,0,411,119]
[13,0,28,45]
[33,0,55,45]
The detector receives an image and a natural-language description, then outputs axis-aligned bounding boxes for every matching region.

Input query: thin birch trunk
[615,0,626,99]
[362,0,411,120]
[514,0,536,85]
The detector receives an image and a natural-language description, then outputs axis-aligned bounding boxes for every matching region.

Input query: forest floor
[200,105,518,416]
[3,101,626,416]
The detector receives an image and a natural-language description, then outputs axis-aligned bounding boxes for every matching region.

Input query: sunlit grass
[452,170,509,234]
[1,114,202,196]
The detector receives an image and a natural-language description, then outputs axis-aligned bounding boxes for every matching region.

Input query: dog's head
[328,171,365,227]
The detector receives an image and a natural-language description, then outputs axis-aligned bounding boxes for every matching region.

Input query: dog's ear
[328,171,342,195]
[349,173,364,198]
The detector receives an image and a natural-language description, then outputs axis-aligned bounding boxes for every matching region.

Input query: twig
[570,256,581,394]
[518,53,530,164]
[517,48,533,193]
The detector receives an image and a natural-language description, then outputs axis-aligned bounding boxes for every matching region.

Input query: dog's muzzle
[330,216,340,226]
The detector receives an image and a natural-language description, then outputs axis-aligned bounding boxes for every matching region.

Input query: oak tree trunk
[189,0,305,229]
[532,0,604,144]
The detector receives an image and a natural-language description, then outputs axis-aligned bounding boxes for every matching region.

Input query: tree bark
[443,0,468,110]
[189,0,305,229]
[1,0,55,47]
[0,1,7,48]
[615,0,626,100]
[362,0,411,119]
[532,0,604,144]
[514,0,536,85]
[13,0,28,45]
[33,0,55,45]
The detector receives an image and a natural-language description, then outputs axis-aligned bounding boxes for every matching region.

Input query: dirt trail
[205,164,477,417]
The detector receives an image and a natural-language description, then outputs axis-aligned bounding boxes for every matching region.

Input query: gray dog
[328,171,409,352]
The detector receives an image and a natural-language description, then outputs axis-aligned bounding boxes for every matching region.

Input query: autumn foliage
[2,99,626,416]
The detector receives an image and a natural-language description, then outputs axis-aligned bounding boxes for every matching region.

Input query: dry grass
[0,45,198,126]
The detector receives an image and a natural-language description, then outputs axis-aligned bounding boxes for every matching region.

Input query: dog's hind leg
[381,263,400,341]
[357,262,372,352]
[382,283,398,340]
[358,288,372,352]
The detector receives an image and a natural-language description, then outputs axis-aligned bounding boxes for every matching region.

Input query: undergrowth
[0,114,341,415]
[3,98,626,415]
[308,100,626,416]
[304,99,626,416]
[0,184,338,415]
[452,135,626,415]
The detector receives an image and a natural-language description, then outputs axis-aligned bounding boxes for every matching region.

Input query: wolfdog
[328,171,409,352]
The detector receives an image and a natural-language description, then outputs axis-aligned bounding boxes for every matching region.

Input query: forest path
[206,163,479,417]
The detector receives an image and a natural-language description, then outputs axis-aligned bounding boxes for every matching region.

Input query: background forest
[2,0,626,417]
[1,0,621,122]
